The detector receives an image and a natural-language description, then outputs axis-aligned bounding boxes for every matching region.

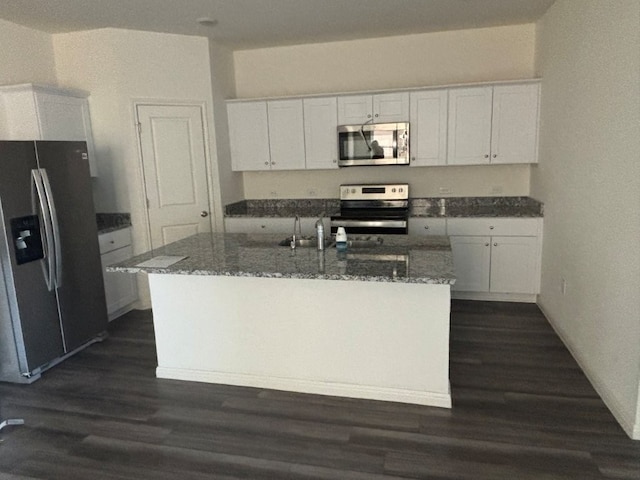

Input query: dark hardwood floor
[1,301,638,479]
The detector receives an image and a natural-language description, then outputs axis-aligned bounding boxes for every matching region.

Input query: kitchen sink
[278,236,329,248]
[278,235,384,248]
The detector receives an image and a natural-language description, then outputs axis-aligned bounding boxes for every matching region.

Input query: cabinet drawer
[408,218,447,236]
[447,218,540,236]
[99,227,132,254]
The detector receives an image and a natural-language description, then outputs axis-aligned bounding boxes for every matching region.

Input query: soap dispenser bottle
[335,226,348,252]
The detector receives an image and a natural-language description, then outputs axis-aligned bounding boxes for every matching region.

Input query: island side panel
[148,274,451,408]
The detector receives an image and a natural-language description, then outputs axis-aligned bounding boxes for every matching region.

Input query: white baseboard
[537,303,639,440]
[156,367,452,409]
[452,291,537,303]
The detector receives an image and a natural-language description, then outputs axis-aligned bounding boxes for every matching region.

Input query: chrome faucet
[291,215,302,249]
[315,216,325,251]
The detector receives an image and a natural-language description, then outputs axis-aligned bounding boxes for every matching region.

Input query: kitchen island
[109,233,455,408]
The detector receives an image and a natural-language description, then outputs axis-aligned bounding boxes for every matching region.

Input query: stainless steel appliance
[337,122,409,166]
[330,183,409,235]
[0,141,108,383]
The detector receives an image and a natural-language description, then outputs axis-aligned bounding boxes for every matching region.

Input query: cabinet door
[491,84,540,164]
[337,95,372,125]
[228,101,271,171]
[373,92,409,123]
[267,99,305,171]
[303,97,338,170]
[450,236,491,292]
[409,90,448,166]
[101,246,138,320]
[447,87,493,165]
[36,95,98,177]
[489,236,539,294]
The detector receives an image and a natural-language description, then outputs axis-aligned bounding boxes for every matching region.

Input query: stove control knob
[351,188,356,194]
[399,187,404,193]
[392,188,397,193]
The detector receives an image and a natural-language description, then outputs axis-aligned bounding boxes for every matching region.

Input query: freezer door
[35,141,108,351]
[0,141,65,373]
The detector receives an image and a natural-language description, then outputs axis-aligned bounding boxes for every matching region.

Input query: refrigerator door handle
[31,169,55,291]
[39,169,63,289]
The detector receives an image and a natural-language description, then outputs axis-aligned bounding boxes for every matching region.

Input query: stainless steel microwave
[337,122,409,167]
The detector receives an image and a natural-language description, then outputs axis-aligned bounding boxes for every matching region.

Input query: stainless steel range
[330,183,409,235]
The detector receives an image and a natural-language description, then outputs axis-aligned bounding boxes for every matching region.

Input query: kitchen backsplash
[225,196,543,218]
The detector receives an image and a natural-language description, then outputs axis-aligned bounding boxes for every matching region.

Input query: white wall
[208,40,244,206]
[533,0,640,439]
[0,19,57,86]
[52,28,224,308]
[232,24,537,199]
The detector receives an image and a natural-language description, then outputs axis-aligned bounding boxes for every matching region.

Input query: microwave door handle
[31,169,55,291]
[39,169,63,289]
[360,121,373,152]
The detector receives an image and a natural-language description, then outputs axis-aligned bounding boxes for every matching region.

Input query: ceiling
[0,0,556,50]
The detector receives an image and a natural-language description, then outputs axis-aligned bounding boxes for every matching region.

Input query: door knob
[200,211,209,218]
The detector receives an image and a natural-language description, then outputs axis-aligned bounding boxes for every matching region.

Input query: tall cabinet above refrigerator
[0,141,108,383]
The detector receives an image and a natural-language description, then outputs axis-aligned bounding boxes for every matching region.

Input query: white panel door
[303,97,338,169]
[227,101,270,171]
[137,104,212,249]
[337,95,372,125]
[373,92,409,123]
[447,87,493,165]
[489,236,539,294]
[267,99,306,170]
[409,90,448,166]
[450,236,491,292]
[490,84,540,164]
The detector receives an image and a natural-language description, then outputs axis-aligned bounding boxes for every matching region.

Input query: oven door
[330,216,408,235]
[337,123,409,166]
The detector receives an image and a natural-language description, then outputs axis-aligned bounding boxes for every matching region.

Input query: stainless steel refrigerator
[0,141,108,383]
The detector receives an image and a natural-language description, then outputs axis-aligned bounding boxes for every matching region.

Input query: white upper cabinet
[447,83,539,166]
[303,97,338,170]
[490,84,540,165]
[0,84,99,176]
[228,101,271,171]
[228,99,305,171]
[267,99,306,171]
[409,89,448,167]
[447,86,494,165]
[338,92,409,125]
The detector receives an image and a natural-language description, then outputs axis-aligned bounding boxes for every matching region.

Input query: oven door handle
[330,219,407,228]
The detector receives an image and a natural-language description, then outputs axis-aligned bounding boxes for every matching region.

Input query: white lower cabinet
[447,218,542,297]
[99,228,138,320]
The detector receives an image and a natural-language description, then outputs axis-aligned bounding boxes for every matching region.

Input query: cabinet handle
[493,154,497,158]
[367,114,372,118]
[484,154,489,158]
[485,243,490,247]
[271,161,275,165]
[489,226,494,230]
[494,242,498,247]
[374,113,379,118]
[200,211,209,218]
[264,161,269,166]
[424,225,429,230]
[333,159,337,163]
[261,225,266,229]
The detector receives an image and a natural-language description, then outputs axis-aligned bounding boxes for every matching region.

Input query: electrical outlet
[490,186,504,195]
[269,191,278,198]
[439,187,452,194]
[307,189,317,197]
[561,278,568,295]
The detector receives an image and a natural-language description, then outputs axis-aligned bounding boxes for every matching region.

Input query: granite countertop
[96,213,132,234]
[108,232,455,285]
[224,196,543,218]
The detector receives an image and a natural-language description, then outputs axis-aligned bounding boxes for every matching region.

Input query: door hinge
[136,122,142,134]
